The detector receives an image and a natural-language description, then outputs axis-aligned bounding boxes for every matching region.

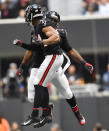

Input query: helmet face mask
[25,4,43,26]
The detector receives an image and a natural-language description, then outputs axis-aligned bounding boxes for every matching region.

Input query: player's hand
[84,63,94,74]
[16,68,23,80]
[32,35,43,45]
[16,64,25,80]
[13,39,23,46]
[81,60,94,74]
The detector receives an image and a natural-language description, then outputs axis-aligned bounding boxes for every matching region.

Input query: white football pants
[27,67,73,103]
[28,55,73,102]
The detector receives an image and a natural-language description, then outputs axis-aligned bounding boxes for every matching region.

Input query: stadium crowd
[82,0,109,15]
[0,0,48,19]
[1,0,109,19]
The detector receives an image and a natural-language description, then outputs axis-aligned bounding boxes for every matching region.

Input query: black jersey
[57,29,72,53]
[34,18,62,55]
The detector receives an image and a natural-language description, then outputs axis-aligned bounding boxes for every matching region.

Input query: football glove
[13,39,23,46]
[16,64,25,79]
[16,69,23,80]
[81,60,94,74]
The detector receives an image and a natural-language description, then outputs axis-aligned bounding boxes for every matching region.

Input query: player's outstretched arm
[58,29,94,74]
[42,26,60,45]
[68,48,94,74]
[13,39,41,51]
[16,50,32,79]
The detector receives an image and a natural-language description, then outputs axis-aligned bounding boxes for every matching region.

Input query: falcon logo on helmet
[25,4,43,26]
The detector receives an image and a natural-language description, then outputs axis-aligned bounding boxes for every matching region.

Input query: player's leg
[27,68,38,103]
[55,67,85,126]
[21,68,40,126]
[55,68,73,99]
[33,54,63,127]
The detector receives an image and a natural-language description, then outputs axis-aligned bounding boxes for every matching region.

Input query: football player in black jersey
[14,4,64,128]
[13,7,94,128]
[24,5,64,128]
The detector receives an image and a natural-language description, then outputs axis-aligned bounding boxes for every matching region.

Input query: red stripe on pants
[39,54,56,85]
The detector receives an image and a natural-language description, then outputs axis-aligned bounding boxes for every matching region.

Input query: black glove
[13,39,23,46]
[16,64,25,79]
[81,60,94,74]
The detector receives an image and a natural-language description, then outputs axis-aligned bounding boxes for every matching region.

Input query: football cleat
[21,115,40,126]
[34,115,52,128]
[34,104,53,128]
[74,111,86,126]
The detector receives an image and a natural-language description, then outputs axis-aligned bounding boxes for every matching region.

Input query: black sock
[32,85,50,117]
[32,85,45,117]
[42,88,50,116]
[42,88,49,108]
[34,85,44,107]
[66,95,79,112]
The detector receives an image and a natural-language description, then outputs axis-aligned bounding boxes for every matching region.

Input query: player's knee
[65,90,73,99]
[33,78,39,85]
[28,91,34,103]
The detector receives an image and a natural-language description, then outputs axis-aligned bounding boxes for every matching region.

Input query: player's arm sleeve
[59,30,72,52]
[61,37,72,52]
[21,43,40,51]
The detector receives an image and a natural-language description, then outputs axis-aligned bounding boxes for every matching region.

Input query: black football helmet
[46,11,60,24]
[25,4,43,26]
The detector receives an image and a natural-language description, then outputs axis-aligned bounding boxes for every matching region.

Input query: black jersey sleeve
[58,29,72,52]
[21,43,41,51]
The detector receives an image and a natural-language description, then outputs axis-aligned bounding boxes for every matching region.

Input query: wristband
[81,60,86,66]
[18,40,23,46]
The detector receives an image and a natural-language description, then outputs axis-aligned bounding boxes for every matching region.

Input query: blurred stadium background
[0,0,109,131]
